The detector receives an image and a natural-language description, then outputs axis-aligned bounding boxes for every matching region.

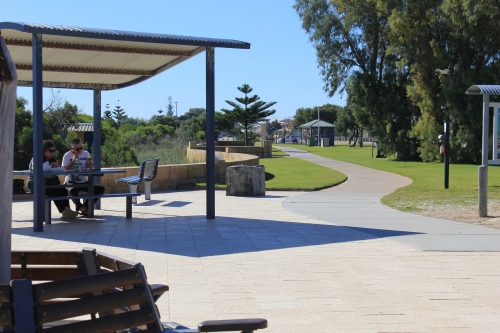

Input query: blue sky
[3,1,345,119]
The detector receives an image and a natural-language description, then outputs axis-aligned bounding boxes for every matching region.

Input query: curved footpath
[279,146,500,251]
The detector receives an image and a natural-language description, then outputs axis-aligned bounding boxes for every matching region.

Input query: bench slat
[11,251,78,265]
[11,267,81,280]
[38,307,155,333]
[96,252,135,271]
[36,287,148,324]
[33,267,142,302]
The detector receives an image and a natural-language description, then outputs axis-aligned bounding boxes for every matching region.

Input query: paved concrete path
[10,151,500,332]
[279,146,500,252]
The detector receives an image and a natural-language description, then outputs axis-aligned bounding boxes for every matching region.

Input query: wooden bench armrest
[150,283,169,295]
[197,318,268,332]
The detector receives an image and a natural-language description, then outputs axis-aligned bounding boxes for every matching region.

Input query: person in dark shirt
[27,140,78,219]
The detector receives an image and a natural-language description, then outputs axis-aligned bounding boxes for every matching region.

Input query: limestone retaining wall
[188,140,272,158]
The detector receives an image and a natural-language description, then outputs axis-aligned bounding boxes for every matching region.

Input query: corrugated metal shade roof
[299,120,336,128]
[466,85,500,95]
[0,22,250,90]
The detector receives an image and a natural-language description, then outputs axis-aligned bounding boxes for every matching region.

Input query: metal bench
[115,158,160,204]
[43,192,140,223]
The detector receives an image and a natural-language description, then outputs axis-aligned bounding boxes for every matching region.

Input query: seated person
[62,138,105,216]
[27,140,79,219]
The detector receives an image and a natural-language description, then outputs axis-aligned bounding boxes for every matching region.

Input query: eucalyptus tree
[292,103,340,129]
[295,0,419,159]
[383,0,500,162]
[335,104,363,147]
[221,84,276,146]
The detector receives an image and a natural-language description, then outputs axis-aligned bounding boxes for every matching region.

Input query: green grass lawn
[260,157,346,190]
[196,156,346,191]
[291,145,500,212]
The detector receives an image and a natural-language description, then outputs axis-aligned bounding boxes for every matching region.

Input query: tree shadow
[11,215,423,258]
[265,172,275,181]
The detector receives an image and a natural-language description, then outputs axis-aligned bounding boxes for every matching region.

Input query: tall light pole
[175,101,178,130]
[436,68,451,189]
[317,106,320,146]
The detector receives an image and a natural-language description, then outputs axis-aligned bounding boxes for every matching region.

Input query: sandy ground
[414,200,500,229]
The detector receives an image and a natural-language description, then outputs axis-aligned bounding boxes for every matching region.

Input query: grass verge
[196,156,346,191]
[288,144,500,212]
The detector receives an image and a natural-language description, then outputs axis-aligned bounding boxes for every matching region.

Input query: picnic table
[13,169,138,231]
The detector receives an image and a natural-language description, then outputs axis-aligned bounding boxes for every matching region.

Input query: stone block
[226,165,265,196]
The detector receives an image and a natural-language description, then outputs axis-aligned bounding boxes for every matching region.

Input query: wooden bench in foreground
[2,263,267,333]
[11,248,168,302]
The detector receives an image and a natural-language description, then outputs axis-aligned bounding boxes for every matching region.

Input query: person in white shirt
[62,138,105,216]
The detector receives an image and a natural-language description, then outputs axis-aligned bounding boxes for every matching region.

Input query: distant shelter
[299,120,336,146]
[67,123,94,151]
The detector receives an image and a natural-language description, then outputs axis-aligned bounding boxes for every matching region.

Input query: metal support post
[444,121,450,189]
[479,94,489,217]
[32,33,44,232]
[317,107,320,146]
[93,89,102,209]
[206,47,215,219]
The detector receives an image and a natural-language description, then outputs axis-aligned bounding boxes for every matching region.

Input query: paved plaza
[11,148,500,333]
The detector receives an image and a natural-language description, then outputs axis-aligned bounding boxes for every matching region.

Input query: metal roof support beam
[93,89,102,210]
[17,80,119,90]
[205,47,215,219]
[32,33,44,232]
[5,39,192,56]
[17,64,154,76]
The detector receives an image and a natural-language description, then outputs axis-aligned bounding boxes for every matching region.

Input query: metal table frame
[13,169,124,231]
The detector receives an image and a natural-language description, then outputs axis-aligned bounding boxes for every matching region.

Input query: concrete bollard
[226,165,266,196]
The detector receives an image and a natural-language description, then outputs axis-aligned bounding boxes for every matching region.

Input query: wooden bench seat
[11,249,168,302]
[43,192,140,223]
[3,264,267,333]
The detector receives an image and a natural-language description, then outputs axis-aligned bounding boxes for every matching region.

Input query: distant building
[66,123,94,151]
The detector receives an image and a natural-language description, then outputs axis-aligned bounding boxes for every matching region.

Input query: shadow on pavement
[12,215,423,257]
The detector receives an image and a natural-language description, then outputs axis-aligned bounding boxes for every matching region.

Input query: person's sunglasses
[49,149,56,153]
[74,147,83,151]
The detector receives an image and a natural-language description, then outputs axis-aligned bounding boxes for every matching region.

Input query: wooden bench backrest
[139,158,160,182]
[11,264,163,333]
[11,251,86,281]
